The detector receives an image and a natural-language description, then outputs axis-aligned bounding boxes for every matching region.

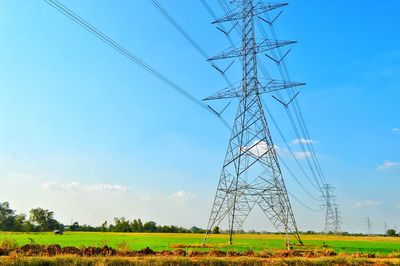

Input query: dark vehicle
[53,230,63,235]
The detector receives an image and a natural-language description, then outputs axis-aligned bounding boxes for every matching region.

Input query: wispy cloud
[42,181,129,192]
[8,173,33,180]
[169,190,197,202]
[377,161,400,171]
[276,145,312,159]
[292,138,317,145]
[355,200,381,208]
[240,141,268,158]
[243,142,312,159]
[294,151,312,159]
[393,128,400,133]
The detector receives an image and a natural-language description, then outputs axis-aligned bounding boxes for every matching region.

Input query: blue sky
[0,0,399,233]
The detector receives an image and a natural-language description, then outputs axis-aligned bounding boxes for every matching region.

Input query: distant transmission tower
[322,184,340,233]
[334,207,342,233]
[367,217,372,235]
[204,0,304,247]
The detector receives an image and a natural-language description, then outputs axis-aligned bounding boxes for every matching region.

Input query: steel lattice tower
[322,184,341,233]
[334,207,341,233]
[204,0,304,247]
[366,217,372,235]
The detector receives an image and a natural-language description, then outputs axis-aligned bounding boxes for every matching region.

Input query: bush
[387,229,397,236]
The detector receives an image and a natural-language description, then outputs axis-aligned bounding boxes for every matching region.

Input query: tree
[143,221,157,232]
[100,221,108,232]
[131,219,139,232]
[29,208,61,231]
[13,214,27,232]
[190,226,202,233]
[212,226,220,234]
[0,202,16,231]
[137,219,143,232]
[70,222,80,231]
[387,229,396,236]
[114,217,131,232]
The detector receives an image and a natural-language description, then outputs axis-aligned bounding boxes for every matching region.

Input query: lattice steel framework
[204,0,303,247]
[322,184,341,233]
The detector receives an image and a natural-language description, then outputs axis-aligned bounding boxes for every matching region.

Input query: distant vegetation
[1,201,398,237]
[0,202,62,232]
[0,201,204,233]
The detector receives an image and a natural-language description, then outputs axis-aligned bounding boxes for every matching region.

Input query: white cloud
[241,141,270,157]
[169,190,197,202]
[275,145,312,159]
[242,142,312,160]
[1,176,209,228]
[85,184,128,192]
[377,161,400,171]
[393,128,400,133]
[42,181,129,192]
[6,173,33,182]
[8,173,33,179]
[292,138,317,145]
[141,195,153,202]
[355,200,381,208]
[294,151,312,159]
[42,181,59,190]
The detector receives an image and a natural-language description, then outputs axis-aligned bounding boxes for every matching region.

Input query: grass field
[1,232,400,255]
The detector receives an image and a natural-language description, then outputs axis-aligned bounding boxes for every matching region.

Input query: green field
[1,232,400,255]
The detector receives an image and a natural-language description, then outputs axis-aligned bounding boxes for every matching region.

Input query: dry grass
[1,255,400,266]
[170,243,214,249]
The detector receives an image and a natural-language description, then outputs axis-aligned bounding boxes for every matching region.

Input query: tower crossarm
[208,40,296,61]
[212,2,287,24]
[203,79,305,101]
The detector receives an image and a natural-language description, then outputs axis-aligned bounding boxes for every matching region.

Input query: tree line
[0,202,62,232]
[4,201,395,236]
[70,218,209,234]
[0,201,212,233]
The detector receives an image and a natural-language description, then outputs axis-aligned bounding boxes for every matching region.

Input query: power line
[148,0,322,207]
[208,0,324,190]
[259,12,328,187]
[256,15,326,190]
[149,0,209,58]
[278,154,320,202]
[216,2,325,193]
[148,0,233,87]
[288,191,321,212]
[200,0,322,213]
[200,0,235,47]
[44,0,231,130]
[263,103,321,193]
[150,0,321,214]
[192,1,322,206]
[46,0,323,223]
[203,0,308,247]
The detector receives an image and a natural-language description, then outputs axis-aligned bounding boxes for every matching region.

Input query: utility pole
[384,222,387,234]
[204,0,303,247]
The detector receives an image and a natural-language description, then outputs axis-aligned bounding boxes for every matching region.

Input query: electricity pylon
[203,0,304,247]
[334,207,342,233]
[322,184,341,233]
[367,217,372,235]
